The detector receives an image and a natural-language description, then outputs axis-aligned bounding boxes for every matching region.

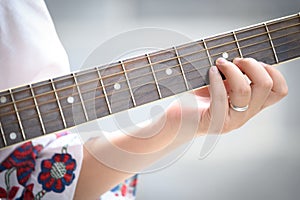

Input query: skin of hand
[74,57,288,199]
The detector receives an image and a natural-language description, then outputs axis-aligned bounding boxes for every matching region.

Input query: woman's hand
[166,57,288,136]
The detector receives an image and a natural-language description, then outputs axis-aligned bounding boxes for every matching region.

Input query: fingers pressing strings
[192,57,287,134]
[259,63,288,108]
[206,65,228,134]
[216,58,251,115]
[233,58,274,116]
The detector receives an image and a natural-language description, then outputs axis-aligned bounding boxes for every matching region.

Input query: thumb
[199,65,228,158]
[207,65,228,134]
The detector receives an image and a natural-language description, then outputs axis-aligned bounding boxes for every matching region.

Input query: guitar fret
[202,39,213,66]
[233,31,243,58]
[146,53,162,99]
[73,74,90,122]
[51,80,67,128]
[264,23,279,63]
[122,55,160,106]
[0,121,7,146]
[235,24,277,64]
[121,61,137,107]
[267,14,300,62]
[176,41,210,89]
[30,85,46,135]
[174,46,189,90]
[10,90,26,141]
[100,63,135,113]
[96,68,112,114]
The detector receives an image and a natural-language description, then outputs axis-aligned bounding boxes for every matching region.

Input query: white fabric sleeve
[0,0,70,91]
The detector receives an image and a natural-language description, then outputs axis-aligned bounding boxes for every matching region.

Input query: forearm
[74,105,197,199]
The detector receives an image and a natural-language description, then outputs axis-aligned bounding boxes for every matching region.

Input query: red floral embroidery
[0,139,77,199]
[16,184,34,200]
[110,174,138,198]
[38,153,76,193]
[121,184,127,197]
[0,141,43,186]
[0,186,19,200]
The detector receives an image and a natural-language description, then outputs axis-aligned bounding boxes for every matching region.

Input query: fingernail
[216,57,226,65]
[259,62,268,67]
[210,65,219,73]
[233,57,242,63]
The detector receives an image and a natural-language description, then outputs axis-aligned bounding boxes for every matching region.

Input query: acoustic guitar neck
[0,13,299,149]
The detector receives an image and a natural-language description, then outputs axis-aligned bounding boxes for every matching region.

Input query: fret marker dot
[165,68,173,76]
[114,83,121,90]
[10,132,17,140]
[67,96,75,104]
[0,96,7,103]
[222,52,229,59]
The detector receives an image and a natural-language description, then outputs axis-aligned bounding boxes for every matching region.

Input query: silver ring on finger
[229,101,249,112]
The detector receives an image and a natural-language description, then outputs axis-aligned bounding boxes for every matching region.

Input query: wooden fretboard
[1,13,300,149]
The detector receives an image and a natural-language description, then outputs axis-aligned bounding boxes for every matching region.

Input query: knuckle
[222,121,242,133]
[260,78,273,90]
[226,120,247,132]
[221,120,231,133]
[279,85,289,97]
[234,86,251,97]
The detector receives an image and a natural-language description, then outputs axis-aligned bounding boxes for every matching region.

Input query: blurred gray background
[45,0,300,199]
